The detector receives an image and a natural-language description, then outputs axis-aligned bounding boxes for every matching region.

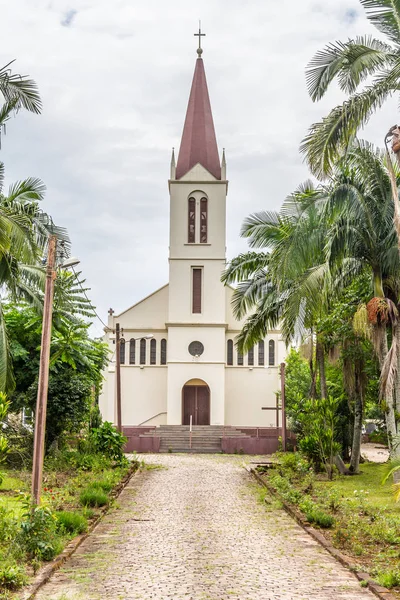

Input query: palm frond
[0,98,19,133]
[0,61,42,114]
[0,301,15,393]
[301,80,393,178]
[240,211,282,248]
[222,252,269,285]
[306,36,394,101]
[230,274,274,320]
[361,0,400,44]
[235,292,283,353]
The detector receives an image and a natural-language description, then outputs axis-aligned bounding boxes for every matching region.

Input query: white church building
[99,45,286,441]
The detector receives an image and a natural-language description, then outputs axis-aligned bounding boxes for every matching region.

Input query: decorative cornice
[166,322,228,329]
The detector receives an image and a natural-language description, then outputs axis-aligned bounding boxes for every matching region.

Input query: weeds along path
[35,454,375,600]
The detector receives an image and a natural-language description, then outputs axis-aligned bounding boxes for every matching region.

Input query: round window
[188,341,204,357]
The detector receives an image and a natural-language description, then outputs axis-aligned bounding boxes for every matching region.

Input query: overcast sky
[1,0,397,336]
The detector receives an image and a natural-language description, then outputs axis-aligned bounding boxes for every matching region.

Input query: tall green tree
[5,303,108,448]
[224,141,400,463]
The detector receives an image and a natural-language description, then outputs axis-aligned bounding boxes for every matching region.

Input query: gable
[179,163,217,182]
[113,284,169,330]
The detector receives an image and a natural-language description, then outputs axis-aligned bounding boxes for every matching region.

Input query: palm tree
[222,181,332,396]
[301,0,400,179]
[224,141,400,464]
[0,60,41,138]
[0,163,69,391]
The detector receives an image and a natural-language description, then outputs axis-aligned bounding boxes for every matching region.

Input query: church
[99,40,287,444]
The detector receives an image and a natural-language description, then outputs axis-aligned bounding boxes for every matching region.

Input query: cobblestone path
[35,454,375,600]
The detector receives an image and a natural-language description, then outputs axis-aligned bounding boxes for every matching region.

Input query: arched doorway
[182,379,210,425]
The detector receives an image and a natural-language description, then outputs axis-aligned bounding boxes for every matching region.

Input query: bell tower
[166,33,228,425]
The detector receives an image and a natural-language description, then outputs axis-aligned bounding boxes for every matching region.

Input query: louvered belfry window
[188,197,196,243]
[140,338,146,365]
[200,198,207,243]
[192,268,202,313]
[160,339,167,365]
[129,339,136,364]
[269,340,275,366]
[150,339,157,365]
[227,340,233,365]
[258,340,265,366]
[237,350,243,366]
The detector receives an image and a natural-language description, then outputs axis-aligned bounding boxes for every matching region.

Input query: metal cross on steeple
[194,21,205,56]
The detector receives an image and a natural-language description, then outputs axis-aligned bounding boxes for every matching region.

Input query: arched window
[258,340,265,366]
[119,339,125,365]
[268,340,275,366]
[161,339,167,365]
[227,340,233,365]
[150,339,157,365]
[248,346,254,366]
[140,338,146,365]
[188,197,196,243]
[129,339,136,364]
[237,350,243,366]
[200,198,207,243]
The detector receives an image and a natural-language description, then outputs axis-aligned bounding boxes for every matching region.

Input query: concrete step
[159,441,222,446]
[159,448,223,454]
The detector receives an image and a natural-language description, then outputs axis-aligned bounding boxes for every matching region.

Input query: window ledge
[184,243,211,246]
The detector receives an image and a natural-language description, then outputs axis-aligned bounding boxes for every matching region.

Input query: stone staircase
[139,425,251,453]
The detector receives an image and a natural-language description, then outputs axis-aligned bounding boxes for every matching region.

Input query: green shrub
[79,487,109,508]
[90,480,113,493]
[90,422,127,464]
[17,503,63,561]
[375,570,400,589]
[56,511,88,535]
[0,507,18,543]
[304,507,334,528]
[0,561,27,589]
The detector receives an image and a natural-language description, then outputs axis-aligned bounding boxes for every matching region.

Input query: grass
[79,488,109,508]
[56,511,88,534]
[0,456,136,598]
[316,462,398,510]
[258,455,400,594]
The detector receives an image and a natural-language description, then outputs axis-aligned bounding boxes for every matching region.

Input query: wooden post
[31,235,57,505]
[115,322,122,433]
[280,362,287,452]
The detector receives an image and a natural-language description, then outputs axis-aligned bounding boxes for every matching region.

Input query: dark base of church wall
[124,436,161,453]
[221,437,280,454]
[123,427,160,453]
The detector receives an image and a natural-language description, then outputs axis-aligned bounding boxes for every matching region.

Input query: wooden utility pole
[31,235,57,505]
[280,362,287,452]
[115,322,122,432]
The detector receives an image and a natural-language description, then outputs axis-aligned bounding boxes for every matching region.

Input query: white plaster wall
[98,367,115,423]
[225,367,281,427]
[113,285,169,330]
[167,326,225,364]
[168,260,226,324]
[167,362,225,425]
[119,366,167,426]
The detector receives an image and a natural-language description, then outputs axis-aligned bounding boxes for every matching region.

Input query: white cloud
[0,0,396,332]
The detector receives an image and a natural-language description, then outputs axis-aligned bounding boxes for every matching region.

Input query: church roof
[176,57,221,180]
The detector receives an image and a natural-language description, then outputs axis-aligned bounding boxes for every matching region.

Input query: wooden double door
[182,385,210,425]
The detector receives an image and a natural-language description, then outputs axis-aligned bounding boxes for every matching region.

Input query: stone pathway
[35,454,375,600]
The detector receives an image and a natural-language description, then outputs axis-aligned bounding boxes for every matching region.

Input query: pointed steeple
[221,148,226,180]
[176,57,221,180]
[170,147,176,180]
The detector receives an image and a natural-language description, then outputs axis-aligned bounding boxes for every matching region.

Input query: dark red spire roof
[176,58,221,180]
